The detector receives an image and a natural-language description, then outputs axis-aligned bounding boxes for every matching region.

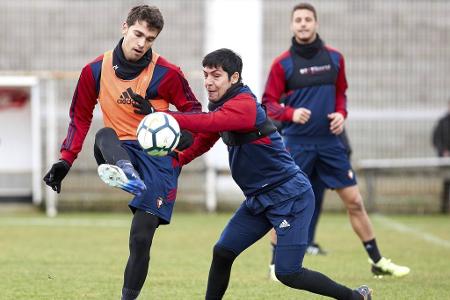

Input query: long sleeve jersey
[262,45,348,139]
[59,52,201,165]
[173,85,301,197]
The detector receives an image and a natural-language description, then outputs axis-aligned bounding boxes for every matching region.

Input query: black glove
[168,130,194,161]
[176,130,194,151]
[43,160,71,193]
[129,88,154,115]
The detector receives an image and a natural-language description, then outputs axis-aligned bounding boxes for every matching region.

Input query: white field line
[373,214,450,249]
[0,218,130,228]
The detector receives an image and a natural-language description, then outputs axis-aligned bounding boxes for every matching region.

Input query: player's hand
[176,130,194,151]
[328,112,345,135]
[43,160,71,193]
[130,88,154,115]
[168,130,194,161]
[292,108,311,124]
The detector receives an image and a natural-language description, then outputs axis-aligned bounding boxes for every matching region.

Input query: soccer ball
[136,112,180,156]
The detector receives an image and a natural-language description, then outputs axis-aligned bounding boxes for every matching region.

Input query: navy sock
[277,269,360,300]
[363,238,382,263]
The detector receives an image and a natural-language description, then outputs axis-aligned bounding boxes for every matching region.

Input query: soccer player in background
[431,99,450,212]
[306,129,352,256]
[262,3,409,279]
[43,5,201,300]
[156,48,372,299]
[271,115,352,259]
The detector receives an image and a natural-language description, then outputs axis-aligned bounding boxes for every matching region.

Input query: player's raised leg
[94,127,146,196]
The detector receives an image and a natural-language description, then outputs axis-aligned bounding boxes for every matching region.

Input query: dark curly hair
[126,5,164,33]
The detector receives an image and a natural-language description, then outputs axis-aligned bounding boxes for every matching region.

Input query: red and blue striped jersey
[173,85,301,197]
[262,46,348,139]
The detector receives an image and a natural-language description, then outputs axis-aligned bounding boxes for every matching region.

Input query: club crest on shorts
[348,169,354,180]
[156,196,164,208]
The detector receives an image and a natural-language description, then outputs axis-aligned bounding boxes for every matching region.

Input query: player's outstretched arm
[170,97,255,134]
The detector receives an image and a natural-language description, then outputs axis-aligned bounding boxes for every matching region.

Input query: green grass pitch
[0,212,449,299]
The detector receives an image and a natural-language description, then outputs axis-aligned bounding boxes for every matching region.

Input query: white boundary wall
[0,76,41,205]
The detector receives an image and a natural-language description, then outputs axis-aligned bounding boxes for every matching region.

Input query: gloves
[176,130,194,151]
[43,160,71,193]
[130,88,154,115]
[168,130,194,161]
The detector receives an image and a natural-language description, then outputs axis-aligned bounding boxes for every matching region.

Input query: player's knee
[95,127,117,143]
[276,270,305,288]
[129,231,152,256]
[345,194,364,213]
[212,244,237,264]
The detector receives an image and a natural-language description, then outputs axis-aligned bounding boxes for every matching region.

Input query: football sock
[122,210,159,298]
[94,127,131,165]
[276,269,362,300]
[363,238,382,263]
[270,242,276,265]
[205,245,237,300]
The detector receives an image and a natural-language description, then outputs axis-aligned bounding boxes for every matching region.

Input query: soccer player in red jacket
[145,48,372,299]
[263,3,409,279]
[43,5,201,300]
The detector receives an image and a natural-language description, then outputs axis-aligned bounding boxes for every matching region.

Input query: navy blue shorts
[215,173,314,274]
[284,136,357,189]
[122,141,181,225]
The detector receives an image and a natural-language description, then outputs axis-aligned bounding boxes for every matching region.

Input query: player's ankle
[121,287,140,300]
[116,159,133,169]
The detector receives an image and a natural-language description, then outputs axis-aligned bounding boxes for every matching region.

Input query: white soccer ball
[136,112,181,156]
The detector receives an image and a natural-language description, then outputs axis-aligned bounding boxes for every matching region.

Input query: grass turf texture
[0,212,449,299]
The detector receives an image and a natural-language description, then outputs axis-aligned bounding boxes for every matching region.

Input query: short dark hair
[292,3,317,20]
[126,5,164,33]
[202,48,243,82]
